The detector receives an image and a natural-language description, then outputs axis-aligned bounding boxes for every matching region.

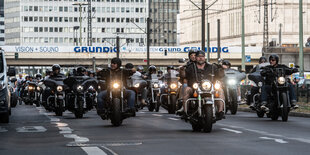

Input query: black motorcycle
[223,69,245,115]
[160,70,179,114]
[128,75,147,110]
[64,76,98,118]
[23,81,40,107]
[147,74,161,112]
[261,66,298,121]
[44,77,66,116]
[99,69,135,126]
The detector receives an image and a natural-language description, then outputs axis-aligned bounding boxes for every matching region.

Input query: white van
[0,49,15,123]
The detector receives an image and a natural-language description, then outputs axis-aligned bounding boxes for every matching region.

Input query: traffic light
[164,50,167,56]
[14,52,18,60]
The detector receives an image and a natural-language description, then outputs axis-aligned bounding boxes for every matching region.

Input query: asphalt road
[1,104,310,155]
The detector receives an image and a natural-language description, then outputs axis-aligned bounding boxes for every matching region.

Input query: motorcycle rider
[248,56,268,109]
[96,58,136,116]
[125,63,148,106]
[75,66,87,76]
[179,50,225,120]
[35,73,42,81]
[260,55,298,110]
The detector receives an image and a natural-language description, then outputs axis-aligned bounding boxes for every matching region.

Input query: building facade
[0,0,4,46]
[4,0,148,46]
[179,0,310,48]
[149,0,179,46]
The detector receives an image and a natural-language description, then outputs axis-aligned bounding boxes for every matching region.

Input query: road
[1,104,310,155]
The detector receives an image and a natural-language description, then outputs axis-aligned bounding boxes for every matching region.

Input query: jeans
[97,89,136,110]
[261,83,297,103]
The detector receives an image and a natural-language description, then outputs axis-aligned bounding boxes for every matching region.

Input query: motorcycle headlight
[98,86,101,90]
[278,77,285,85]
[214,81,221,90]
[170,83,177,89]
[113,83,120,89]
[193,83,199,90]
[57,86,63,92]
[29,86,35,91]
[202,81,212,91]
[36,86,41,91]
[258,82,263,87]
[228,79,236,85]
[77,85,83,91]
[134,83,140,88]
[153,83,159,88]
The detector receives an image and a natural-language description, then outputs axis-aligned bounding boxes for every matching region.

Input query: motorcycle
[23,81,40,107]
[44,77,66,116]
[147,74,161,112]
[128,74,147,110]
[99,68,135,126]
[64,76,98,118]
[223,69,245,114]
[8,78,18,108]
[246,62,269,118]
[260,66,298,121]
[160,70,179,114]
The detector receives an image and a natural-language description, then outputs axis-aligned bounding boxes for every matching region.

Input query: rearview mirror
[178,58,186,63]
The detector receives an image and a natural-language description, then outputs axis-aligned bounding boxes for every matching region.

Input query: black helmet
[269,54,279,64]
[259,56,267,64]
[188,49,197,58]
[111,57,122,68]
[52,64,61,71]
[35,73,42,79]
[76,66,86,75]
[45,69,51,75]
[137,65,144,71]
[148,65,156,73]
[125,63,134,69]
[222,60,231,68]
[167,65,174,70]
[157,70,163,74]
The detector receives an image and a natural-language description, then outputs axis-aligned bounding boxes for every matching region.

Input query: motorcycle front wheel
[111,98,123,126]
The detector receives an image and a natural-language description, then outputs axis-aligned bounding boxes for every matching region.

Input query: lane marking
[0,127,8,132]
[168,117,180,121]
[260,137,288,144]
[16,126,47,133]
[221,128,243,134]
[64,134,89,143]
[105,142,143,147]
[138,112,145,114]
[152,114,163,117]
[81,147,107,155]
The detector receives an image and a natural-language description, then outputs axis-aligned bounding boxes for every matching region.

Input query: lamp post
[73,2,88,46]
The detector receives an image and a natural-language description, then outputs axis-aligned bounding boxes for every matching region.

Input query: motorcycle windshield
[151,74,159,83]
[166,70,179,83]
[129,75,145,87]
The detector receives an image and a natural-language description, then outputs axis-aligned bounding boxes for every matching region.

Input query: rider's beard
[197,60,205,65]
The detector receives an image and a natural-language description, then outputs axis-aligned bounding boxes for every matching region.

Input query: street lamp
[72,2,88,46]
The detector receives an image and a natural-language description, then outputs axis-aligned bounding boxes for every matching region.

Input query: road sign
[245,55,251,62]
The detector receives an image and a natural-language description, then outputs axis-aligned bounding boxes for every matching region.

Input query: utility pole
[299,0,304,77]
[87,0,92,46]
[116,36,120,58]
[202,0,206,52]
[263,0,269,53]
[241,0,245,71]
[73,2,88,46]
[147,17,151,68]
[217,19,221,60]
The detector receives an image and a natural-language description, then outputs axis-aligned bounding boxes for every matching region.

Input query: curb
[238,107,310,118]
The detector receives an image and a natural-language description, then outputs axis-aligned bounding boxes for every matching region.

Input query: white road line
[81,147,107,155]
[138,111,145,114]
[260,137,288,144]
[64,134,89,143]
[0,127,8,132]
[168,117,180,121]
[105,142,143,147]
[152,114,163,117]
[16,126,47,133]
[221,128,243,134]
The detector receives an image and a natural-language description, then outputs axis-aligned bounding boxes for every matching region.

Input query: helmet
[269,54,279,64]
[125,63,134,69]
[222,60,231,68]
[157,70,163,74]
[111,57,122,68]
[188,49,197,58]
[88,70,95,75]
[45,69,51,75]
[148,65,156,73]
[167,65,174,70]
[137,65,144,71]
[259,56,267,64]
[76,66,86,75]
[35,73,42,79]
[52,64,61,71]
